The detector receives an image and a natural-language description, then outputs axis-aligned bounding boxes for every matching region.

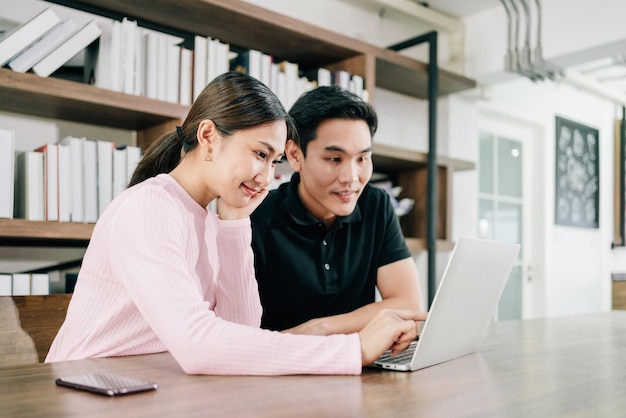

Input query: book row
[0,272,51,296]
[0,6,368,108]
[0,128,141,222]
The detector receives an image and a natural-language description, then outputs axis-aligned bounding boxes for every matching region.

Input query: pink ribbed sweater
[46,174,361,375]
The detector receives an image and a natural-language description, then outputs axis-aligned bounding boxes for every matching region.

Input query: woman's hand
[216,187,269,220]
[358,309,427,365]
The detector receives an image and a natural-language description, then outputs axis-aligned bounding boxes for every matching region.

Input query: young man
[251,86,423,336]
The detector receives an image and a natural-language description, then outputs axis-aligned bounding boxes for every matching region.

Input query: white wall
[480,79,618,316]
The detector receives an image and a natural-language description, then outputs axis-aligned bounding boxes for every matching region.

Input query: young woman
[46,72,425,375]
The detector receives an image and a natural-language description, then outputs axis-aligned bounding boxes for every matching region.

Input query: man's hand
[358,309,428,365]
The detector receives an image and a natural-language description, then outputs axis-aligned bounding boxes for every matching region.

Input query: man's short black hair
[288,85,378,156]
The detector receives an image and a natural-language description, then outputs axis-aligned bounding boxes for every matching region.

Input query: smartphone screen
[55,373,158,396]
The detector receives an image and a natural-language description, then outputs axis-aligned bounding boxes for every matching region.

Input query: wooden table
[1,312,625,417]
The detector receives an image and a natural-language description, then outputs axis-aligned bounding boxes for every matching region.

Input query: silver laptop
[372,237,521,372]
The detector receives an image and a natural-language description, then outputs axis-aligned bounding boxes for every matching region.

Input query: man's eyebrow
[324,145,373,153]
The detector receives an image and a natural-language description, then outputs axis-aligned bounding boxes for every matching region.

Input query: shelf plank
[372,143,475,171]
[375,49,477,98]
[405,238,455,253]
[0,219,93,245]
[0,69,188,130]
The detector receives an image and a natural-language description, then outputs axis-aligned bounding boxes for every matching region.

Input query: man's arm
[283,257,423,336]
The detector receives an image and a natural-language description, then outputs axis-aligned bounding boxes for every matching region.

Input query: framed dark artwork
[554,116,599,228]
[613,114,625,247]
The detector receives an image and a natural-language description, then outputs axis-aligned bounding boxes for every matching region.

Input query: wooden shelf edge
[373,143,475,171]
[0,69,188,130]
[0,219,94,242]
[375,49,476,99]
[405,238,455,252]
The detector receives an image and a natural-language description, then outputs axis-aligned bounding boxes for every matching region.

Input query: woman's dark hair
[129,71,296,186]
[288,85,377,157]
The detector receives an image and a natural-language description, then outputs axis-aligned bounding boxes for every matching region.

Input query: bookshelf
[0,0,476,250]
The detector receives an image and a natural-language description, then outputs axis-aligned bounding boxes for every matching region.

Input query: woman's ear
[197,119,218,153]
[285,139,303,172]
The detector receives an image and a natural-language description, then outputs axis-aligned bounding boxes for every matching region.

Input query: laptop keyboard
[376,340,418,364]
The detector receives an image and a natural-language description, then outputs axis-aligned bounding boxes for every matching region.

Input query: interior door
[478,112,540,320]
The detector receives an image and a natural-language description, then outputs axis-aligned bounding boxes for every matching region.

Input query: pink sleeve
[108,187,362,375]
[213,217,262,326]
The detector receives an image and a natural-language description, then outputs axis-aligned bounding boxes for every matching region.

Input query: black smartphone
[55,373,158,396]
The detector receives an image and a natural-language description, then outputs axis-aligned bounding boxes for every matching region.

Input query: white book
[0,128,15,219]
[34,143,59,222]
[94,19,113,91]
[166,43,180,103]
[260,53,273,88]
[112,147,127,198]
[106,20,123,92]
[215,40,230,78]
[83,140,98,223]
[206,37,218,85]
[351,74,364,98]
[193,35,207,101]
[133,23,144,96]
[280,60,299,110]
[156,33,168,101]
[32,20,102,78]
[97,140,114,216]
[179,47,193,105]
[120,18,137,95]
[317,68,332,87]
[122,145,142,185]
[245,49,262,80]
[333,70,351,90]
[270,62,280,98]
[58,143,72,222]
[143,30,159,100]
[30,273,50,295]
[59,136,85,223]
[0,273,11,296]
[276,70,287,109]
[15,151,44,221]
[0,8,61,67]
[297,76,312,98]
[12,273,30,296]
[8,19,79,73]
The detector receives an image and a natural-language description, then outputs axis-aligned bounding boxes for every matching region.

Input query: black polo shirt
[251,173,411,331]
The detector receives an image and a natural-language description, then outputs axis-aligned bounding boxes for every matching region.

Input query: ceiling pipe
[500,0,517,73]
[500,0,562,81]
[530,0,563,80]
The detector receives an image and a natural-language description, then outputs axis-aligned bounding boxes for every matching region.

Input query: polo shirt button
[324,263,330,270]
[322,240,327,246]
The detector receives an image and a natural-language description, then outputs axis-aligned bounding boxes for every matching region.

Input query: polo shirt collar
[284,173,361,226]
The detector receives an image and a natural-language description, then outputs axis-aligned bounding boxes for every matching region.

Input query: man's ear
[285,139,303,172]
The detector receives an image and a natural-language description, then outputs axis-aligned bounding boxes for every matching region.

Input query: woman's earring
[206,153,213,162]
